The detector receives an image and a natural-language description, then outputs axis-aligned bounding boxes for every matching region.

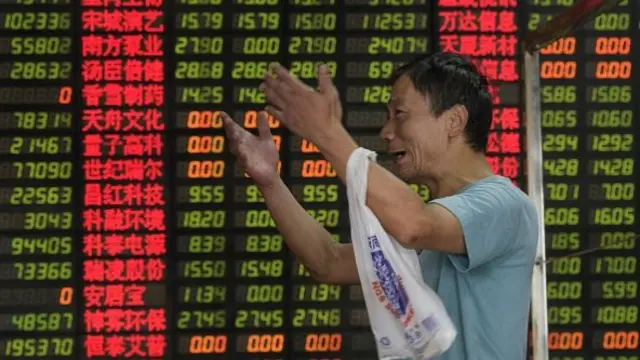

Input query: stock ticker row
[0,0,638,359]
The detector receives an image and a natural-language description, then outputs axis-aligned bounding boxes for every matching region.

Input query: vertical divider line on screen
[163,0,176,358]
[72,1,83,357]
[280,2,293,358]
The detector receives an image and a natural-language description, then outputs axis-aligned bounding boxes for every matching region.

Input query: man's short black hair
[390,52,493,153]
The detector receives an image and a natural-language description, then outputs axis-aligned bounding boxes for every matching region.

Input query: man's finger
[317,64,335,94]
[221,112,244,138]
[260,81,286,109]
[256,111,273,139]
[264,105,283,124]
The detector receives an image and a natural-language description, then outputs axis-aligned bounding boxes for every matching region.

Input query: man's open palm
[222,111,280,187]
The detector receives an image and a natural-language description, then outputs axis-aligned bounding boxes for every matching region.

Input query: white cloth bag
[346,147,457,360]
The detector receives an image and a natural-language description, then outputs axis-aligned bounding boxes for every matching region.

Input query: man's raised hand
[222,111,280,188]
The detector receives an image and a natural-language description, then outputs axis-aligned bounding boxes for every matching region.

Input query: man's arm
[315,126,466,254]
[260,178,360,284]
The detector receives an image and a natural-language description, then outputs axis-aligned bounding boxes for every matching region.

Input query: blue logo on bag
[368,235,410,317]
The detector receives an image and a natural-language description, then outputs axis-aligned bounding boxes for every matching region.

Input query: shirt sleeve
[430,181,523,272]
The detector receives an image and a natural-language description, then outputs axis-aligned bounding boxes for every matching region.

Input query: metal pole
[523,50,549,360]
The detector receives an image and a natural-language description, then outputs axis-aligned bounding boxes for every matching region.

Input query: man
[221,52,539,360]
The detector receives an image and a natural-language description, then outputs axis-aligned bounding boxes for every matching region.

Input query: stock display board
[0,0,637,359]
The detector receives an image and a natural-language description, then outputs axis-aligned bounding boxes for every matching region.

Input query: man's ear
[445,104,469,138]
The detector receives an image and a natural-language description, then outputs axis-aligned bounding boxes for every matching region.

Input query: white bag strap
[346,147,378,205]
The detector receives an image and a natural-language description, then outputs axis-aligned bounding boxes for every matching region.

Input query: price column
[0,0,76,358]
[283,3,344,359]
[525,1,586,357]
[80,0,168,358]
[341,1,430,358]
[584,3,639,357]
[438,0,522,186]
[172,1,231,359]
[228,2,289,358]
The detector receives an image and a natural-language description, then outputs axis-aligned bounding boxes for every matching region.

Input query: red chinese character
[105,109,124,131]
[125,234,145,255]
[501,107,519,129]
[83,134,103,157]
[83,259,106,282]
[102,184,122,206]
[82,85,103,107]
[141,34,163,56]
[104,209,125,231]
[459,35,478,55]
[499,59,518,82]
[144,59,164,82]
[82,109,104,132]
[439,12,457,32]
[105,335,126,358]
[83,284,105,307]
[104,35,123,56]
[458,11,478,31]
[105,259,126,281]
[147,308,167,331]
[496,35,517,57]
[144,0,164,7]
[147,334,167,357]
[124,284,146,306]
[502,156,520,178]
[143,185,165,207]
[123,309,145,331]
[497,10,517,32]
[104,84,124,106]
[85,309,106,332]
[146,258,166,281]
[144,159,164,181]
[125,259,145,281]
[478,59,499,80]
[486,132,500,153]
[83,234,103,256]
[105,0,123,6]
[122,134,143,156]
[143,10,164,32]
[477,35,497,56]
[83,209,104,231]
[105,234,125,255]
[82,35,104,57]
[104,60,123,81]
[126,335,147,357]
[122,10,144,31]
[122,34,143,56]
[85,335,106,357]
[104,10,124,32]
[142,108,165,130]
[84,183,102,206]
[144,233,166,255]
[105,309,125,332]
[478,11,497,32]
[439,35,459,53]
[82,10,104,32]
[122,184,144,206]
[104,284,125,306]
[143,84,165,106]
[500,132,520,153]
[123,59,143,82]
[123,84,143,106]
[438,0,459,6]
[145,208,167,231]
[82,60,102,82]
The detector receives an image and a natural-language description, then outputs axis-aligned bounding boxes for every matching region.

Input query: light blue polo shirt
[419,176,538,360]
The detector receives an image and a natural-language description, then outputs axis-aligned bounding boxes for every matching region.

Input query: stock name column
[583,3,639,358]
[80,0,168,358]
[341,0,430,358]
[284,2,345,360]
[0,0,76,358]
[438,0,522,185]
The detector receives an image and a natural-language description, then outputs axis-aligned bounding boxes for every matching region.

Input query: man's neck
[423,152,494,199]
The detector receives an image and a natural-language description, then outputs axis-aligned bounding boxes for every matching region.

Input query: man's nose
[380,121,395,142]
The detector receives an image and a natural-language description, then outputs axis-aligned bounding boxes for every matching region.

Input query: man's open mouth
[389,151,407,162]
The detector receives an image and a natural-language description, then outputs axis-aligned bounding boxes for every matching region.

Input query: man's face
[380,75,450,182]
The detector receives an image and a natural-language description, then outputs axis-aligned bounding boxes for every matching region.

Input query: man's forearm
[260,178,339,280]
[315,126,430,245]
